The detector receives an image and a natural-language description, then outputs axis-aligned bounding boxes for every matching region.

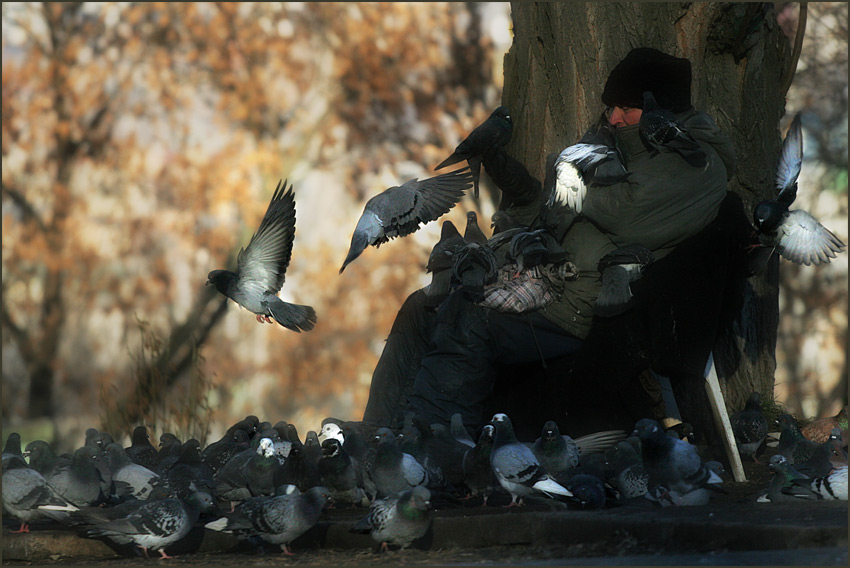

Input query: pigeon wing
[492,444,544,487]
[370,169,472,241]
[775,113,803,207]
[777,211,846,266]
[236,180,297,296]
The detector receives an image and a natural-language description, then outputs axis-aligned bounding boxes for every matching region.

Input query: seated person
[362,47,739,437]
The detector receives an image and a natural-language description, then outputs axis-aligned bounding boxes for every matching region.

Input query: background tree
[501,2,793,438]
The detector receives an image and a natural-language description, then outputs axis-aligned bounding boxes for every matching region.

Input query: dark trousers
[362,288,582,433]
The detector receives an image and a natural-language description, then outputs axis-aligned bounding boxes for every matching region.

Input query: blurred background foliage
[1,2,845,452]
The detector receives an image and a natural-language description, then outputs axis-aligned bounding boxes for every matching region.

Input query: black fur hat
[601,47,692,113]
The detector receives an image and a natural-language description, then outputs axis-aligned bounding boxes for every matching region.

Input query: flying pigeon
[207,180,317,332]
[638,90,707,167]
[205,485,329,555]
[594,245,655,317]
[84,491,215,559]
[351,485,432,551]
[339,168,474,273]
[436,106,513,198]
[751,113,846,269]
[631,418,724,499]
[731,392,769,464]
[3,459,78,533]
[489,413,573,506]
[125,426,159,471]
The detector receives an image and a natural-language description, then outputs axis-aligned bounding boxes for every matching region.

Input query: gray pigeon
[594,245,655,317]
[204,486,329,555]
[370,428,428,498]
[632,418,724,499]
[606,441,648,500]
[639,90,706,167]
[24,440,70,479]
[339,168,474,273]
[489,413,573,506]
[207,180,317,332]
[351,485,432,551]
[105,442,160,501]
[84,491,215,559]
[532,421,580,480]
[751,113,846,271]
[731,392,769,464]
[46,446,105,507]
[462,424,499,506]
[3,459,78,532]
[215,437,279,504]
[436,106,513,198]
[463,211,488,245]
[2,432,23,470]
[125,426,158,471]
[318,438,368,507]
[759,454,818,502]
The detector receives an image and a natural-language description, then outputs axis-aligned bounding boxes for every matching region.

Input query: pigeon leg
[158,548,174,559]
[281,544,295,556]
[503,494,524,508]
[264,315,273,323]
[256,314,266,323]
[11,523,29,533]
[380,542,390,553]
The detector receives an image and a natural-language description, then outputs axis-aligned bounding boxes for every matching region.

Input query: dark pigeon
[2,432,23,470]
[207,180,317,332]
[24,440,71,479]
[339,168,474,273]
[760,454,817,502]
[318,438,368,507]
[215,438,279,504]
[205,486,329,555]
[452,242,498,303]
[631,418,724,499]
[594,244,655,317]
[731,392,769,464]
[275,439,322,492]
[436,106,513,198]
[162,439,216,500]
[351,485,432,551]
[46,446,105,507]
[606,441,649,500]
[751,113,846,271]
[508,228,569,273]
[154,433,183,474]
[776,413,819,465]
[489,413,573,506]
[83,491,215,559]
[463,211,488,245]
[461,424,499,506]
[531,421,580,482]
[370,428,428,498]
[105,443,160,501]
[84,428,115,452]
[424,220,467,308]
[202,428,250,475]
[125,426,158,471]
[564,473,607,510]
[638,90,706,167]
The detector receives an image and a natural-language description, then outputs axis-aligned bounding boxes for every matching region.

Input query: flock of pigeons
[2,402,847,558]
[205,95,845,334]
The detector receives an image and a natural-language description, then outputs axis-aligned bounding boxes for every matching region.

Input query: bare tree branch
[1,184,48,233]
[782,2,808,97]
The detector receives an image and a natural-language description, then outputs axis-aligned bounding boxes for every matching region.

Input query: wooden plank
[704,352,747,483]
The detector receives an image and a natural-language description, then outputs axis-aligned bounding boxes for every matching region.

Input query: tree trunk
[502,2,790,440]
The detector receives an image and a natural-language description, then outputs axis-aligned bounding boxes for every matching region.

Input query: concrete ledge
[3,501,847,562]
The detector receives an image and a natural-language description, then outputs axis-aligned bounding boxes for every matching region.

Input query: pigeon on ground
[436,106,513,198]
[162,439,216,500]
[215,437,279,504]
[3,459,78,533]
[205,486,329,555]
[776,413,819,465]
[594,245,655,317]
[638,90,706,167]
[462,424,499,506]
[207,180,317,332]
[105,443,160,501]
[731,392,769,464]
[275,438,322,492]
[24,440,71,479]
[318,438,369,508]
[46,446,105,507]
[370,428,429,498]
[794,430,847,479]
[532,421,580,480]
[802,406,848,445]
[806,465,847,501]
[339,168,474,273]
[351,485,432,551]
[84,491,215,559]
[2,432,23,470]
[489,413,573,506]
[450,413,476,449]
[155,433,183,473]
[606,441,649,500]
[632,418,724,499]
[84,428,115,452]
[125,426,158,471]
[564,473,607,509]
[759,454,818,502]
[751,113,846,270]
[202,428,251,475]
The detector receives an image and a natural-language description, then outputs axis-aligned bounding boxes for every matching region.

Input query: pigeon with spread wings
[207,180,316,332]
[339,168,473,273]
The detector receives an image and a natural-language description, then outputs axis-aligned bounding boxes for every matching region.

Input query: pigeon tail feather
[266,296,317,332]
[531,477,573,498]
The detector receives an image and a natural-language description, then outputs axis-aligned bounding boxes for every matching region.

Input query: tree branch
[781,2,808,98]
[1,184,48,233]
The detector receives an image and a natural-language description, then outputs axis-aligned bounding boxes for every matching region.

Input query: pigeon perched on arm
[594,244,655,317]
[436,106,513,199]
[489,413,573,506]
[632,418,724,500]
[751,113,846,271]
[340,169,474,273]
[351,485,432,551]
[638,90,707,167]
[207,180,316,332]
[731,391,769,464]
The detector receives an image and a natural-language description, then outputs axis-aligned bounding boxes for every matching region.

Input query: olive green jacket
[499,110,736,340]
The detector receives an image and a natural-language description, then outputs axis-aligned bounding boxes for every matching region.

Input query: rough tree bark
[502,3,791,438]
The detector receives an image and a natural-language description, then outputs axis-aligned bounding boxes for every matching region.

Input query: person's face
[607,105,643,127]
